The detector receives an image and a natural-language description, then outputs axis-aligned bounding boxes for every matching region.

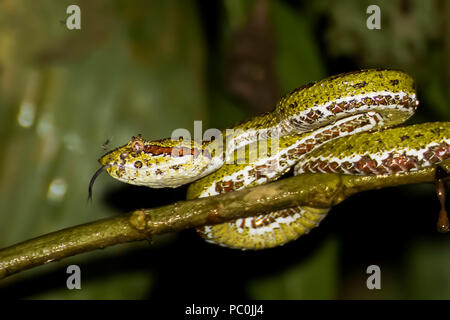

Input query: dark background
[0,0,449,299]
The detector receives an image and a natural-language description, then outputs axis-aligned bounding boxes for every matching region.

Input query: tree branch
[1,161,448,280]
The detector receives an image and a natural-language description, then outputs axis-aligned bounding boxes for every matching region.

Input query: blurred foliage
[0,0,449,299]
[248,236,338,299]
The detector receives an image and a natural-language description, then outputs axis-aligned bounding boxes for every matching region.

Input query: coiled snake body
[93,69,450,250]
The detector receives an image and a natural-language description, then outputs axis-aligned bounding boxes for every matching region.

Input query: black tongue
[88,165,109,203]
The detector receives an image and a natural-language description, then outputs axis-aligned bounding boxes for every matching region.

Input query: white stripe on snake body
[199,112,384,198]
[97,70,450,250]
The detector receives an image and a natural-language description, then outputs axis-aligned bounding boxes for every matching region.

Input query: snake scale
[91,69,450,250]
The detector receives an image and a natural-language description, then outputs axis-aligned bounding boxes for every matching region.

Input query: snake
[90,69,450,250]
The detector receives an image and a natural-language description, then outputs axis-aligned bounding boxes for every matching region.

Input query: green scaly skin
[301,122,450,162]
[96,69,450,250]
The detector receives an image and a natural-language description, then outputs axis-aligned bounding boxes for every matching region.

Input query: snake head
[94,134,222,189]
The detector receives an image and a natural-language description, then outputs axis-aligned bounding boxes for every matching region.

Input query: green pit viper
[90,69,450,250]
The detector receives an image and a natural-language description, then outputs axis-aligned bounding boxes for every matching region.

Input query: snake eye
[120,152,128,160]
[131,138,144,152]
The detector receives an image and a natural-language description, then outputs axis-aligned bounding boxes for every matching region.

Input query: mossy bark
[1,159,448,280]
